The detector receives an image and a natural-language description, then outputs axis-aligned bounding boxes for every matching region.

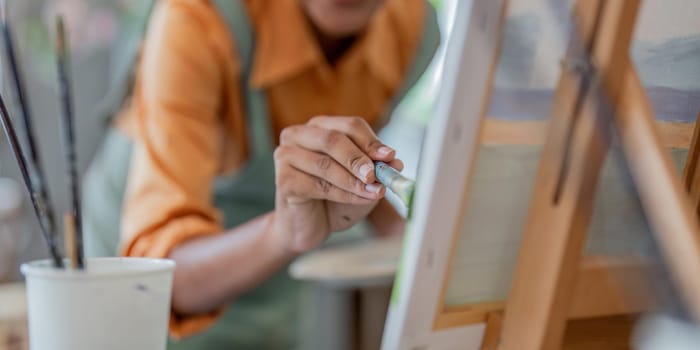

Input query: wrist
[262,212,300,261]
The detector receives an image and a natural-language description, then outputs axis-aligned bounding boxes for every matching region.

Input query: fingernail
[377,146,394,157]
[365,183,383,194]
[359,164,373,181]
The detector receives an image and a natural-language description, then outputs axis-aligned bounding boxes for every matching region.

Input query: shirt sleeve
[119,1,235,339]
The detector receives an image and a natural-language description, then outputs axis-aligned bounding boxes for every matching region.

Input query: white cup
[21,257,175,350]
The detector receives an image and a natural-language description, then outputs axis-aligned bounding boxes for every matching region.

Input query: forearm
[368,199,406,237]
[168,212,296,315]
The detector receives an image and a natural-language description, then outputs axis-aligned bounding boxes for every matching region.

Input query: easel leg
[479,312,503,350]
[499,1,641,349]
[618,66,700,322]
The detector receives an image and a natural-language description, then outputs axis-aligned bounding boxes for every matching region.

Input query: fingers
[387,159,404,172]
[274,156,378,206]
[308,116,397,162]
[280,124,378,184]
[275,146,385,201]
[278,116,405,195]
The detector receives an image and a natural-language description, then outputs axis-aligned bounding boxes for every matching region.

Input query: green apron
[82,1,440,348]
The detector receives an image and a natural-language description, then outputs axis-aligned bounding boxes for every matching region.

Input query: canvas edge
[381,1,509,349]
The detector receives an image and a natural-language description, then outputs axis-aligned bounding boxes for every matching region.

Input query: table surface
[0,283,26,321]
[289,235,403,289]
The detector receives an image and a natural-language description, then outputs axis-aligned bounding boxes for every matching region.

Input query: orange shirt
[119,0,428,338]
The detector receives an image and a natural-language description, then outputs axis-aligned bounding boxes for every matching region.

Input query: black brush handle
[55,17,84,268]
[0,95,63,267]
[1,18,60,254]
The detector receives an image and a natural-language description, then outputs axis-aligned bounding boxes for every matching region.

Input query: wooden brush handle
[63,213,77,269]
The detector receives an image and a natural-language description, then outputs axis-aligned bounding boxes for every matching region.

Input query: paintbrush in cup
[63,213,78,268]
[55,16,84,269]
[0,0,61,260]
[0,94,63,267]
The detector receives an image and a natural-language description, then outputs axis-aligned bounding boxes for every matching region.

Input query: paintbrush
[375,161,415,209]
[0,0,61,259]
[63,213,78,269]
[55,16,84,269]
[0,94,63,267]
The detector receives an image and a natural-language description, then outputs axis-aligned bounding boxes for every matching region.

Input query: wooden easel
[497,1,700,349]
[380,0,700,348]
[682,112,700,216]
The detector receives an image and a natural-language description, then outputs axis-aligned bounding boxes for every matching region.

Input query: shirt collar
[249,0,321,88]
[249,0,410,90]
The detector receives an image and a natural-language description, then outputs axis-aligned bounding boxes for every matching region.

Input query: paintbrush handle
[1,23,38,162]
[1,18,59,245]
[375,161,416,208]
[55,17,84,268]
[63,213,78,269]
[0,95,63,267]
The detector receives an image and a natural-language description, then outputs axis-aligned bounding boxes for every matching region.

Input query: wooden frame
[381,1,508,348]
[480,119,694,148]
[383,0,700,349]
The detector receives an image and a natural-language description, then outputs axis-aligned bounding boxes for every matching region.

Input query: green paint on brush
[375,161,415,211]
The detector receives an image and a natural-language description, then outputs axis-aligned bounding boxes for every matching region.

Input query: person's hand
[271,116,403,253]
